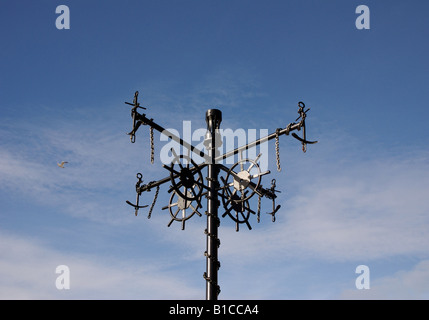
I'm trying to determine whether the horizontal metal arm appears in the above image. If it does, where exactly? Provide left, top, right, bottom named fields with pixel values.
left=136, top=111, right=314, bottom=165
left=217, top=164, right=278, bottom=199
left=215, top=122, right=302, bottom=163
left=138, top=163, right=208, bottom=193
left=139, top=162, right=276, bottom=199
left=136, top=113, right=211, bottom=162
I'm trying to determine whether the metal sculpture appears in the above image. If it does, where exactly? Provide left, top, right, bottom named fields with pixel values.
left=123, top=91, right=318, bottom=300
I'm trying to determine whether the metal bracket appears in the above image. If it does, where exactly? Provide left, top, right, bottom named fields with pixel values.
left=125, top=173, right=149, bottom=216
left=291, top=101, right=318, bottom=152
left=264, top=179, right=281, bottom=222
left=125, top=91, right=147, bottom=143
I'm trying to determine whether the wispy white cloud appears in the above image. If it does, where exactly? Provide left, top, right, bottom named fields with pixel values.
left=0, top=67, right=268, bottom=224
left=0, top=117, right=165, bottom=223
left=0, top=230, right=201, bottom=299
left=198, top=148, right=429, bottom=299
left=2, top=94, right=429, bottom=299
left=218, top=151, right=429, bottom=263
left=134, top=65, right=267, bottom=127
left=186, top=67, right=266, bottom=111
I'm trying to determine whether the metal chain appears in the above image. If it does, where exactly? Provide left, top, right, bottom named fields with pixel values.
left=275, top=128, right=281, bottom=172
left=257, top=195, right=261, bottom=223
left=240, top=188, right=245, bottom=213
left=150, top=125, right=154, bottom=164
left=147, top=184, right=159, bottom=219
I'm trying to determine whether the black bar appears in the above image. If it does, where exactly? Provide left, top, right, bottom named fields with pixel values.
left=215, top=122, right=301, bottom=162
left=137, top=113, right=211, bottom=162
left=204, top=109, right=222, bottom=300
left=138, top=163, right=207, bottom=193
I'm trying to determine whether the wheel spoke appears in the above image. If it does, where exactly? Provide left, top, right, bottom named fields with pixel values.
left=162, top=202, right=178, bottom=210
left=165, top=166, right=181, bottom=177
left=168, top=180, right=183, bottom=194
left=240, top=211, right=252, bottom=230
left=189, top=204, right=202, bottom=217
left=183, top=186, right=189, bottom=204
left=171, top=148, right=184, bottom=170
left=194, top=179, right=210, bottom=191
left=246, top=153, right=262, bottom=172
left=246, top=206, right=256, bottom=215
left=167, top=218, right=175, bottom=227
left=222, top=204, right=234, bottom=218
left=251, top=170, right=270, bottom=179
left=173, top=207, right=180, bottom=219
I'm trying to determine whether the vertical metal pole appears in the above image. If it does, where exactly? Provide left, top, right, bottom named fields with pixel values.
left=204, top=109, right=222, bottom=300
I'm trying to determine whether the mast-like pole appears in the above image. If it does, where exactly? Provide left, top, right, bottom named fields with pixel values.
left=204, top=109, right=222, bottom=300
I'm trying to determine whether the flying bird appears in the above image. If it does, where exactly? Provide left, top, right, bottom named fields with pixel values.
left=57, top=161, right=68, bottom=168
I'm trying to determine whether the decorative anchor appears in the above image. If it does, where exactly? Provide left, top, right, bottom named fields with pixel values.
left=123, top=92, right=318, bottom=300
left=291, top=101, right=318, bottom=153
left=125, top=173, right=148, bottom=216
left=265, top=179, right=281, bottom=222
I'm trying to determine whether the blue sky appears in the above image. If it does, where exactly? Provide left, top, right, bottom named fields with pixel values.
left=1, top=0, right=429, bottom=299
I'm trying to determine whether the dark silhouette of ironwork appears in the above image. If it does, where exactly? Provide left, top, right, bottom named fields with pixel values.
left=123, top=91, right=318, bottom=300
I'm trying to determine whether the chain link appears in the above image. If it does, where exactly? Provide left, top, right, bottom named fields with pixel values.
left=257, top=195, right=261, bottom=223
left=147, top=184, right=159, bottom=219
left=275, top=128, right=281, bottom=172
left=150, top=125, right=154, bottom=164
